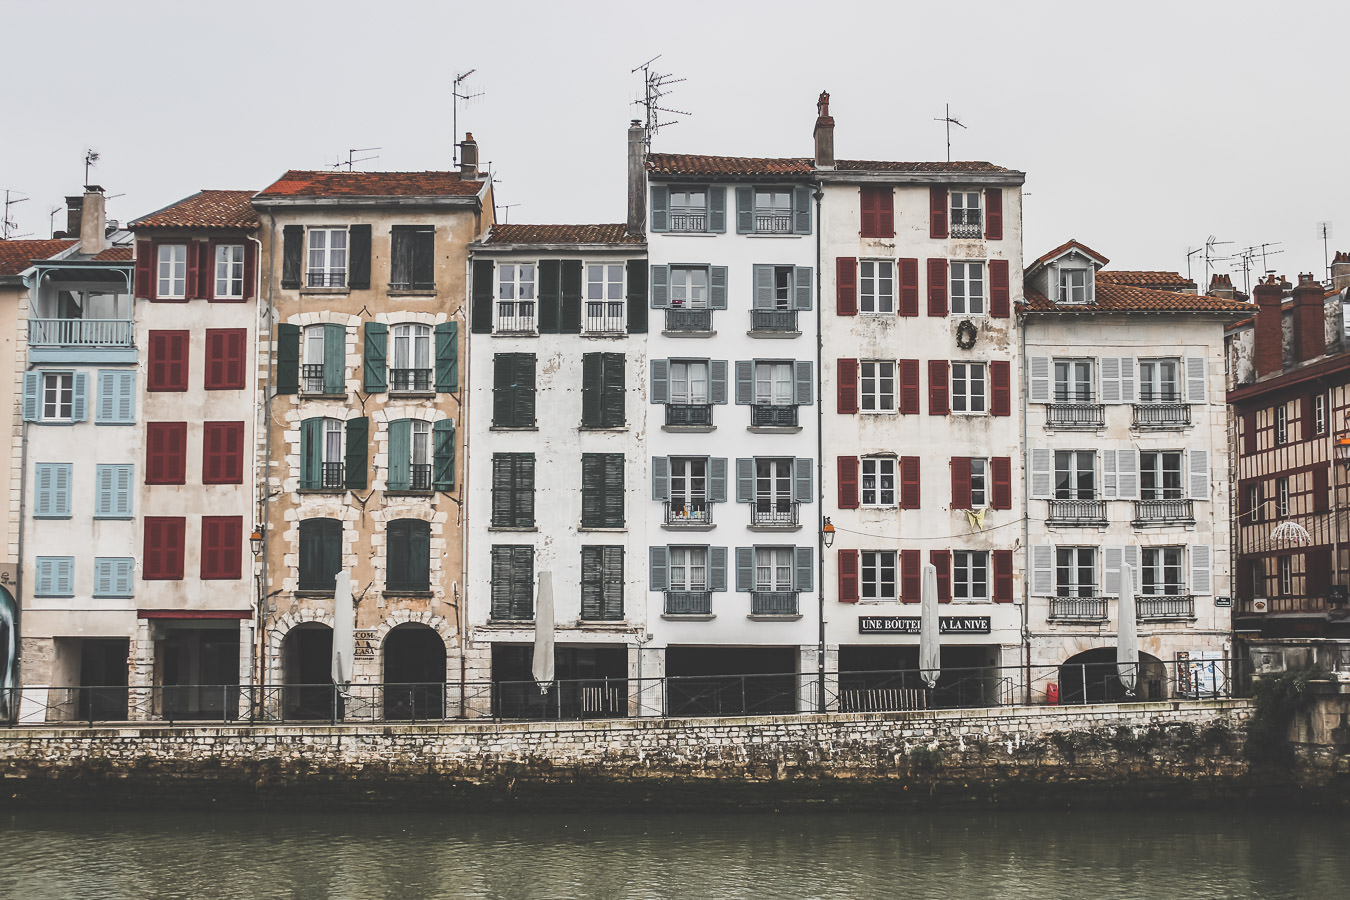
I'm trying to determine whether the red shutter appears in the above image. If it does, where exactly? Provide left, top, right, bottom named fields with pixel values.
left=879, top=188, right=894, bottom=238
left=205, top=328, right=246, bottom=390
left=144, top=516, right=186, bottom=580
left=984, top=188, right=1003, bottom=240
left=1314, top=464, right=1330, bottom=513
left=993, top=550, right=1014, bottom=602
left=898, top=258, right=919, bottom=316
left=1308, top=547, right=1332, bottom=597
left=242, top=241, right=257, bottom=301
left=929, top=186, right=948, bottom=238
left=146, top=422, right=187, bottom=485
left=185, top=241, right=203, bottom=299
left=148, top=331, right=190, bottom=392
left=927, top=258, right=948, bottom=316
left=838, top=456, right=860, bottom=509
left=837, top=358, right=859, bottom=414
left=1302, top=394, right=1317, bottom=441
left=203, top=421, right=245, bottom=485
left=860, top=188, right=878, bottom=238
left=136, top=240, right=155, bottom=301
left=990, top=360, right=1011, bottom=416
left=1242, top=410, right=1257, bottom=455
left=900, top=550, right=921, bottom=602
left=991, top=457, right=1012, bottom=510
left=201, top=515, right=243, bottom=580
left=204, top=242, right=218, bottom=301
left=989, top=259, right=1010, bottom=318
left=898, top=359, right=920, bottom=414
left=838, top=550, right=859, bottom=603
left=836, top=257, right=858, bottom=316
left=928, top=360, right=950, bottom=415
left=900, top=456, right=921, bottom=509
left=951, top=456, right=972, bottom=509
left=932, top=550, right=952, bottom=603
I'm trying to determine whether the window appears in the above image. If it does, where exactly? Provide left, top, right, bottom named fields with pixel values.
left=390, top=226, right=435, bottom=290
left=145, top=422, right=188, bottom=485
left=95, top=370, right=136, bottom=425
left=949, top=190, right=982, bottom=237
left=1275, top=405, right=1289, bottom=445
left=1058, top=268, right=1090, bottom=303
left=581, top=452, right=624, bottom=528
left=1247, top=483, right=1264, bottom=524
left=953, top=551, right=989, bottom=602
left=143, top=516, right=186, bottom=580
left=157, top=243, right=187, bottom=298
left=200, top=516, right=242, bottom=580
left=861, top=550, right=898, bottom=601
left=1138, top=358, right=1180, bottom=403
left=585, top=263, right=625, bottom=332
left=669, top=188, right=708, bottom=232
left=1141, top=547, right=1184, bottom=596
left=298, top=518, right=342, bottom=591
left=490, top=545, right=534, bottom=620
left=755, top=546, right=794, bottom=591
left=1140, top=451, right=1183, bottom=501
left=214, top=244, right=245, bottom=299
left=860, top=261, right=894, bottom=314
left=1279, top=555, right=1293, bottom=595
left=950, top=362, right=986, bottom=413
left=1056, top=547, right=1096, bottom=597
left=1054, top=360, right=1093, bottom=403
left=41, top=372, right=74, bottom=420
left=1315, top=395, right=1327, bottom=435
left=670, top=266, right=709, bottom=309
left=33, top=462, right=72, bottom=518
left=387, top=419, right=433, bottom=491
left=386, top=519, right=430, bottom=592
left=581, top=352, right=625, bottom=428
left=753, top=188, right=792, bottom=233
left=201, top=421, right=245, bottom=485
left=669, top=457, right=707, bottom=520
left=33, top=557, right=75, bottom=597
left=861, top=457, right=897, bottom=507
left=492, top=353, right=536, bottom=427
left=754, top=362, right=794, bottom=406
left=860, top=361, right=896, bottom=413
left=204, top=329, right=247, bottom=390
left=307, top=228, right=348, bottom=288
left=1277, top=477, right=1290, bottom=518
left=497, top=263, right=536, bottom=331
left=754, top=458, right=796, bottom=522
left=390, top=323, right=432, bottom=392
left=950, top=261, right=985, bottom=315
left=147, top=331, right=189, bottom=392
left=1054, top=450, right=1096, bottom=500
left=491, top=453, right=535, bottom=528
left=303, top=324, right=346, bottom=395
left=299, top=417, right=349, bottom=490
left=93, top=558, right=135, bottom=598
left=968, top=459, right=989, bottom=508
left=581, top=546, right=624, bottom=620
left=669, top=360, right=709, bottom=404
left=94, top=463, right=134, bottom=518
left=669, top=546, right=708, bottom=591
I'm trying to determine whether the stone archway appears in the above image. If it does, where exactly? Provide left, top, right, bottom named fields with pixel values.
left=280, top=622, right=334, bottom=720
left=382, top=623, right=447, bottom=720
left=1059, top=648, right=1166, bottom=704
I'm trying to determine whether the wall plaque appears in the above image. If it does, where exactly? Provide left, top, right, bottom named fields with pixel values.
left=858, top=616, right=991, bottom=635
left=353, top=629, right=378, bottom=658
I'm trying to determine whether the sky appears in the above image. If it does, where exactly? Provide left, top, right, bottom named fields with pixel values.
left=3, top=0, right=1347, bottom=290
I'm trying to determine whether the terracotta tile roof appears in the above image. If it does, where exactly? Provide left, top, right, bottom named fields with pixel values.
left=131, top=190, right=259, bottom=230
left=0, top=239, right=76, bottom=276
left=647, top=154, right=814, bottom=177
left=1029, top=239, right=1109, bottom=269
left=834, top=159, right=1017, bottom=173
left=484, top=224, right=644, bottom=245
left=255, top=170, right=483, bottom=198
left=1098, top=270, right=1196, bottom=291
left=93, top=246, right=133, bottom=261
left=1023, top=279, right=1254, bottom=314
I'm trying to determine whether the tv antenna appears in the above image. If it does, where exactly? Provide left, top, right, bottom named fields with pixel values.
left=82, top=148, right=101, bottom=185
left=1316, top=222, right=1334, bottom=280
left=934, top=104, right=966, bottom=163
left=498, top=203, right=520, bottom=224
left=329, top=147, right=381, bottom=171
left=48, top=206, right=62, bottom=239
left=1230, top=242, right=1284, bottom=294
left=632, top=55, right=689, bottom=149
left=1185, top=246, right=1204, bottom=285
left=1200, top=234, right=1233, bottom=290
left=2, top=190, right=29, bottom=240
left=452, top=69, right=484, bottom=165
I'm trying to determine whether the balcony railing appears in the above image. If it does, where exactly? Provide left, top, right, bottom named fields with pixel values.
left=1133, top=402, right=1190, bottom=428
left=307, top=271, right=346, bottom=288
left=1137, top=594, right=1195, bottom=620
left=1046, top=498, right=1108, bottom=525
left=28, top=318, right=134, bottom=347
left=665, top=403, right=713, bottom=427
left=1132, top=498, right=1194, bottom=526
left=754, top=213, right=792, bottom=234
left=496, top=301, right=536, bottom=333
left=390, top=368, right=433, bottom=392
left=665, top=308, right=713, bottom=332
left=664, top=499, right=712, bottom=527
left=751, top=404, right=798, bottom=427
left=751, top=591, right=799, bottom=615
left=585, top=301, right=625, bottom=334
left=670, top=211, right=707, bottom=233
left=320, top=462, right=345, bottom=490
left=750, top=309, right=798, bottom=333
left=1049, top=596, right=1108, bottom=621
left=1046, top=403, right=1105, bottom=428
left=751, top=501, right=799, bottom=527
left=665, top=591, right=712, bottom=615
left=409, top=463, right=431, bottom=491
left=950, top=214, right=983, bottom=239
left=301, top=364, right=327, bottom=394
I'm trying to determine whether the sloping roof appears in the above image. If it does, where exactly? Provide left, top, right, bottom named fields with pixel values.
left=0, top=239, right=76, bottom=276
left=1098, top=270, right=1197, bottom=291
left=645, top=154, right=1017, bottom=178
left=131, top=190, right=259, bottom=230
left=93, top=246, right=133, bottom=261
left=1023, top=279, right=1254, bottom=314
left=1029, top=239, right=1109, bottom=269
left=255, top=170, right=483, bottom=198
left=835, top=159, right=1017, bottom=173
left=483, top=224, right=643, bottom=245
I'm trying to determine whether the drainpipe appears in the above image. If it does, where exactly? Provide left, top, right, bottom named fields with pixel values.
left=257, top=217, right=277, bottom=692
left=814, top=181, right=826, bottom=714
left=1020, top=310, right=1031, bottom=705
left=1326, top=382, right=1340, bottom=590
left=458, top=247, right=473, bottom=718
left=10, top=270, right=36, bottom=722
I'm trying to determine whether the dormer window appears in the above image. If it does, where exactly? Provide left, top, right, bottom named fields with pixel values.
left=1058, top=268, right=1091, bottom=303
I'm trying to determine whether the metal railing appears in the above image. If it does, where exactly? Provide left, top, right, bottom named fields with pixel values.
left=754, top=213, right=792, bottom=234
left=390, top=368, right=433, bottom=392
left=664, top=499, right=712, bottom=526
left=1047, top=498, right=1108, bottom=525
left=1133, top=498, right=1194, bottom=525
left=949, top=217, right=983, bottom=239
left=665, top=403, right=713, bottom=427
left=1137, top=594, right=1195, bottom=620
left=751, top=591, right=798, bottom=615
left=1046, top=403, right=1105, bottom=427
left=669, top=212, right=707, bottom=233
left=751, top=309, right=798, bottom=332
left=307, top=271, right=346, bottom=288
left=665, top=590, right=712, bottom=615
left=751, top=404, right=798, bottom=427
left=302, top=364, right=328, bottom=394
left=751, top=501, right=799, bottom=527
left=665, top=308, right=713, bottom=332
left=1049, top=595, right=1108, bottom=621
left=320, top=461, right=345, bottom=490
left=409, top=463, right=431, bottom=491
left=28, top=318, right=134, bottom=347
left=585, top=301, right=625, bottom=334
left=1133, top=403, right=1191, bottom=427
left=496, top=302, right=536, bottom=333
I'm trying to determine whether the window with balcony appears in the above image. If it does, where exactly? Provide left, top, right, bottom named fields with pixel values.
left=306, top=228, right=348, bottom=288
left=663, top=359, right=715, bottom=427
left=738, top=545, right=809, bottom=615
left=1058, top=267, right=1091, bottom=303
left=667, top=457, right=710, bottom=526
left=491, top=453, right=535, bottom=528
left=1138, top=358, right=1181, bottom=403
left=157, top=244, right=187, bottom=299
left=490, top=545, right=534, bottom=620
left=585, top=263, right=625, bottom=333
left=496, top=263, right=536, bottom=332
left=671, top=265, right=708, bottom=309
left=951, top=362, right=986, bottom=414
left=669, top=187, right=710, bottom=232
left=1141, top=547, right=1184, bottom=596
left=214, top=244, right=245, bottom=299
left=1056, top=547, right=1097, bottom=597
left=861, top=550, right=898, bottom=601
left=750, top=457, right=801, bottom=526
left=302, top=324, right=346, bottom=395
left=387, top=419, right=432, bottom=492
left=750, top=265, right=807, bottom=332
left=860, top=361, right=896, bottom=413
left=953, top=551, right=989, bottom=602
left=389, top=323, right=432, bottom=392
left=663, top=545, right=714, bottom=614
left=736, top=185, right=809, bottom=235
left=861, top=457, right=897, bottom=507
left=752, top=188, right=792, bottom=234
left=741, top=360, right=809, bottom=428
left=1055, top=360, right=1093, bottom=402
left=950, top=261, right=985, bottom=315
left=300, top=416, right=363, bottom=491
left=1055, top=451, right=1095, bottom=500
left=1140, top=452, right=1183, bottom=500
left=860, top=261, right=894, bottom=314
left=949, top=190, right=982, bottom=238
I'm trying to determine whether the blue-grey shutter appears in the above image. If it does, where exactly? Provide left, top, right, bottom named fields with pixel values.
left=94, top=464, right=114, bottom=517
left=54, top=558, right=74, bottom=596
left=709, top=266, right=728, bottom=309
left=1031, top=545, right=1054, bottom=595
left=735, top=547, right=755, bottom=592
left=434, top=322, right=458, bottom=393
left=111, top=371, right=135, bottom=423
left=93, top=558, right=114, bottom=597
left=71, top=371, right=88, bottom=422
left=709, top=457, right=727, bottom=503
left=708, top=186, right=726, bottom=233
left=793, top=267, right=813, bottom=310
left=650, top=186, right=669, bottom=232
left=649, top=546, right=669, bottom=591
left=1190, top=545, right=1212, bottom=595
left=753, top=265, right=774, bottom=310
left=736, top=458, right=754, bottom=502
left=735, top=361, right=753, bottom=404
left=652, top=456, right=669, bottom=501
left=300, top=417, right=324, bottom=490
left=113, top=464, right=132, bottom=517
left=387, top=419, right=411, bottom=490
left=114, top=558, right=134, bottom=595
left=794, top=360, right=813, bottom=405
left=710, top=360, right=729, bottom=405
left=650, top=265, right=670, bottom=309
left=792, top=185, right=812, bottom=234
left=323, top=324, right=346, bottom=393
left=650, top=359, right=669, bottom=404
left=736, top=187, right=753, bottom=233
left=96, top=371, right=117, bottom=423
left=33, top=464, right=53, bottom=517
left=433, top=419, right=456, bottom=491
left=22, top=372, right=40, bottom=422
left=794, top=546, right=814, bottom=591
left=709, top=546, right=728, bottom=592
left=53, top=464, right=71, bottom=517
left=794, top=458, right=813, bottom=502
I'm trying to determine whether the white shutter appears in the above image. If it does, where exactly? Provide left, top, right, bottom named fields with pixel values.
left=1029, top=356, right=1050, bottom=403
left=1104, top=546, right=1123, bottom=595
left=1101, top=357, right=1121, bottom=404
left=1102, top=450, right=1117, bottom=499
left=1029, top=449, right=1052, bottom=499
left=1189, top=449, right=1210, bottom=501
left=1123, top=545, right=1140, bottom=593
left=1116, top=449, right=1138, bottom=500
left=1190, top=545, right=1212, bottom=594
left=1031, top=545, right=1053, bottom=595
left=1186, top=357, right=1207, bottom=404
left=1118, top=357, right=1136, bottom=403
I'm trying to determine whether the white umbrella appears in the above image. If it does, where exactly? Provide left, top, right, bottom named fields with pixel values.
left=331, top=570, right=355, bottom=686
left=1116, top=558, right=1139, bottom=696
left=919, top=564, right=940, bottom=689
left=532, top=570, right=555, bottom=694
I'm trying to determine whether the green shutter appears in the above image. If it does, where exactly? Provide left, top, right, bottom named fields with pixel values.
left=708, top=187, right=726, bottom=233
left=387, top=419, right=411, bottom=490
left=276, top=323, right=300, bottom=395
left=650, top=186, right=669, bottom=232
left=348, top=224, right=371, bottom=289
left=736, top=458, right=754, bottom=502
left=323, top=323, right=346, bottom=393
left=794, top=547, right=814, bottom=592
left=735, top=187, right=753, bottom=233
left=432, top=419, right=456, bottom=491
left=709, top=547, right=728, bottom=592
left=471, top=259, right=495, bottom=334
left=709, top=457, right=727, bottom=503
left=537, top=259, right=561, bottom=334
left=709, top=266, right=728, bottom=309
left=602, top=352, right=625, bottom=427
left=735, top=547, right=754, bottom=592
left=626, top=260, right=648, bottom=334
left=386, top=521, right=409, bottom=589
left=300, top=418, right=323, bottom=489
left=794, top=360, right=813, bottom=405
left=581, top=353, right=602, bottom=427
left=753, top=265, right=774, bottom=310
left=363, top=322, right=387, bottom=393
left=793, top=266, right=813, bottom=310
left=794, top=458, right=813, bottom=503
left=434, top=322, right=458, bottom=393
left=409, top=521, right=430, bottom=590
left=561, top=260, right=583, bottom=333
left=710, top=360, right=728, bottom=405
left=345, top=417, right=368, bottom=489
left=735, top=360, right=753, bottom=404
left=281, top=226, right=302, bottom=289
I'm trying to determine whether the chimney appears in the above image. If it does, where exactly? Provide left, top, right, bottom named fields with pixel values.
left=79, top=185, right=107, bottom=256
left=1207, top=272, right=1235, bottom=299
left=1253, top=275, right=1288, bottom=377
left=1291, top=272, right=1327, bottom=363
left=58, top=195, right=83, bottom=239
left=1333, top=250, right=1350, bottom=292
left=627, top=120, right=647, bottom=238
left=813, top=90, right=835, bottom=169
left=459, top=133, right=478, bottom=180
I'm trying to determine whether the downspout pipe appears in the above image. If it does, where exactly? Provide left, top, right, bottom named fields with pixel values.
left=256, top=217, right=277, bottom=692
left=9, top=270, right=36, bottom=722
left=814, top=181, right=826, bottom=714
left=1020, top=308, right=1031, bottom=705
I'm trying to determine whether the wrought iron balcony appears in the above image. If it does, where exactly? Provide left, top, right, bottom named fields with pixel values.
left=751, top=591, right=799, bottom=615
left=1046, top=403, right=1105, bottom=428
left=301, top=364, right=329, bottom=395
left=665, top=403, right=713, bottom=427
left=320, top=462, right=345, bottom=490
left=409, top=464, right=431, bottom=491
left=665, top=308, right=713, bottom=333
left=751, top=404, right=798, bottom=427
left=750, top=309, right=798, bottom=333
left=664, top=499, right=712, bottom=526
left=1046, top=498, right=1108, bottom=525
left=496, top=301, right=537, bottom=333
left=751, top=501, right=799, bottom=527
left=669, top=211, right=707, bottom=233
left=584, top=301, right=625, bottom=334
left=754, top=213, right=792, bottom=234
left=307, top=271, right=347, bottom=288
left=390, top=368, right=433, bottom=392
left=1049, top=595, right=1107, bottom=622
left=1137, top=594, right=1195, bottom=620
left=665, top=591, right=712, bottom=615
left=29, top=318, right=134, bottom=348
left=1132, top=498, right=1194, bottom=526
left=1133, top=402, right=1190, bottom=428
left=949, top=214, right=983, bottom=239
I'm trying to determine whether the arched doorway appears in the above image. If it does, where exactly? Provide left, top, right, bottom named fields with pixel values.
left=282, top=623, right=334, bottom=720
left=382, top=624, right=445, bottom=720
left=1059, top=648, right=1166, bottom=704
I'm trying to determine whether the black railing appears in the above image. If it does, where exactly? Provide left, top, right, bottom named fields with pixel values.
left=670, top=212, right=707, bottom=233
left=665, top=590, right=712, bottom=615
left=664, top=499, right=712, bottom=526
left=585, top=301, right=625, bottom=334
left=1137, top=594, right=1195, bottom=620
left=665, top=308, right=713, bottom=332
left=666, top=403, right=713, bottom=427
left=321, top=462, right=345, bottom=490
left=307, top=271, right=347, bottom=288
left=390, top=368, right=433, bottom=392
left=1046, top=499, right=1108, bottom=525
left=751, top=591, right=798, bottom=615
left=496, top=302, right=536, bottom=333
left=409, top=463, right=432, bottom=491
left=751, top=501, right=799, bottom=527
left=754, top=213, right=792, bottom=233
left=1046, top=403, right=1105, bottom=427
left=1133, top=403, right=1190, bottom=427
left=1133, top=498, right=1194, bottom=525
left=302, top=364, right=326, bottom=394
left=949, top=213, right=982, bottom=238
left=1049, top=596, right=1108, bottom=621
left=750, top=309, right=798, bottom=332
left=751, top=404, right=798, bottom=427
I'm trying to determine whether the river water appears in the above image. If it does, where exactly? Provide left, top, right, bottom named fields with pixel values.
left=0, top=808, right=1344, bottom=899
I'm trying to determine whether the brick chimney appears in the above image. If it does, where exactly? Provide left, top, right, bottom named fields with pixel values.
left=1208, top=272, right=1235, bottom=299
left=1253, top=274, right=1287, bottom=377
left=459, top=133, right=478, bottom=180
left=1333, top=250, right=1350, bottom=292
left=627, top=119, right=647, bottom=238
left=57, top=194, right=83, bottom=239
left=1291, top=272, right=1327, bottom=363
left=79, top=185, right=107, bottom=256
left=813, top=90, right=835, bottom=169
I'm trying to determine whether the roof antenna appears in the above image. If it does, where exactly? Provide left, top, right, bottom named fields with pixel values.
left=1230, top=243, right=1283, bottom=294
left=452, top=69, right=484, bottom=165
left=1201, top=234, right=1234, bottom=290
left=329, top=147, right=381, bottom=171
left=632, top=55, right=689, bottom=151
left=2, top=190, right=29, bottom=240
left=83, top=148, right=99, bottom=185
left=498, top=203, right=520, bottom=224
left=933, top=104, right=966, bottom=163
left=1316, top=222, right=1334, bottom=281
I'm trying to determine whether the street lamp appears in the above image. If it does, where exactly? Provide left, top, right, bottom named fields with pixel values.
left=822, top=517, right=835, bottom=549
left=249, top=527, right=264, bottom=556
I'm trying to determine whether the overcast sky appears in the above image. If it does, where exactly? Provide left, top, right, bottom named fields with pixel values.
left=4, top=0, right=1346, bottom=289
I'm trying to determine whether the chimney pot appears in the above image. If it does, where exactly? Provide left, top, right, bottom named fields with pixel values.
left=627, top=120, right=648, bottom=238
left=1331, top=250, right=1350, bottom=292
left=79, top=185, right=107, bottom=256
left=1292, top=272, right=1327, bottom=363
left=459, top=134, right=478, bottom=180
left=813, top=90, right=835, bottom=170
left=1253, top=276, right=1286, bottom=376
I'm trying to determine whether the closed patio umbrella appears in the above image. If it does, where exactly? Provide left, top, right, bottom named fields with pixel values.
left=331, top=570, right=355, bottom=687
left=532, top=571, right=555, bottom=694
left=919, top=564, right=940, bottom=690
left=1117, top=558, right=1139, bottom=697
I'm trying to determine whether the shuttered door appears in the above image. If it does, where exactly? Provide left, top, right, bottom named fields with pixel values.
left=581, top=546, right=625, bottom=620
left=581, top=453, right=624, bottom=528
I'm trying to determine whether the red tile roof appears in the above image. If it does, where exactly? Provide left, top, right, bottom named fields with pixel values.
left=93, top=246, right=133, bottom=261
left=1023, top=279, right=1254, bottom=314
left=1098, top=270, right=1196, bottom=291
left=835, top=159, right=1017, bottom=173
left=1029, top=239, right=1109, bottom=269
left=256, top=170, right=483, bottom=198
left=645, top=154, right=1017, bottom=178
left=484, top=224, right=644, bottom=245
left=0, top=239, right=76, bottom=276
left=132, top=190, right=259, bottom=230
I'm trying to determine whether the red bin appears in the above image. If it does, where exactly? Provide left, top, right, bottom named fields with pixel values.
left=1046, top=683, right=1060, bottom=705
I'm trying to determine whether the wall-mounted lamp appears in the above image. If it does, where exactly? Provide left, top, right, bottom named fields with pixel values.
left=1336, top=435, right=1350, bottom=468
left=249, top=527, right=264, bottom=556
left=822, top=517, right=836, bottom=549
